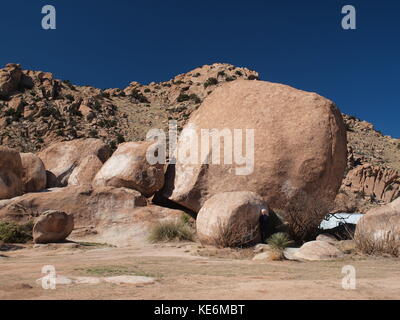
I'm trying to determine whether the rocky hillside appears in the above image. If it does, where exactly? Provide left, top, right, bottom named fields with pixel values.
left=0, top=63, right=257, bottom=153
left=0, top=62, right=399, bottom=212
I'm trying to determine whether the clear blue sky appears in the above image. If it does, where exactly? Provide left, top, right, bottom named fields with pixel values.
left=1, top=1, right=399, bottom=137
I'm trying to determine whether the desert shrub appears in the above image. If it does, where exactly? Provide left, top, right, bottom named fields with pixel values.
left=211, top=218, right=259, bottom=248
left=355, top=226, right=399, bottom=257
left=204, top=77, right=218, bottom=88
left=217, top=71, right=226, bottom=77
left=247, top=75, right=259, bottom=80
left=130, top=89, right=149, bottom=103
left=177, top=93, right=190, bottom=102
left=266, top=232, right=294, bottom=251
left=0, top=221, right=34, bottom=244
left=148, top=220, right=194, bottom=243
left=225, top=76, right=235, bottom=82
left=189, top=93, right=201, bottom=104
left=279, top=191, right=331, bottom=243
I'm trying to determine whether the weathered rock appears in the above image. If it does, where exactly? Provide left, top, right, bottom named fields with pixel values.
left=20, top=153, right=47, bottom=192
left=196, top=191, right=268, bottom=246
left=341, top=164, right=400, bottom=203
left=68, top=155, right=103, bottom=186
left=0, top=63, right=22, bottom=98
left=0, top=146, right=23, bottom=200
left=316, top=233, right=338, bottom=245
left=253, top=244, right=272, bottom=253
left=354, top=198, right=400, bottom=254
left=294, top=241, right=344, bottom=261
left=0, top=187, right=185, bottom=246
left=162, top=80, right=347, bottom=217
left=38, top=139, right=112, bottom=188
left=93, top=141, right=165, bottom=197
left=252, top=251, right=281, bottom=261
left=33, top=210, right=74, bottom=244
left=283, top=247, right=300, bottom=261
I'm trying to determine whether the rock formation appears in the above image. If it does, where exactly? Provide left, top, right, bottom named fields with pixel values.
left=196, top=191, right=268, bottom=246
left=162, top=80, right=348, bottom=216
left=33, top=210, right=74, bottom=244
left=93, top=141, right=165, bottom=197
left=20, top=152, right=47, bottom=192
left=0, top=146, right=23, bottom=200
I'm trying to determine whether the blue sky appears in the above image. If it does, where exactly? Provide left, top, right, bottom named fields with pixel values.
left=1, top=1, right=399, bottom=137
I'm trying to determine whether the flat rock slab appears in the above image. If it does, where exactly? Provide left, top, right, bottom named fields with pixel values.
left=103, top=276, right=155, bottom=285
left=73, top=277, right=102, bottom=285
left=36, top=275, right=73, bottom=286
left=294, top=241, right=344, bottom=261
left=36, top=275, right=156, bottom=286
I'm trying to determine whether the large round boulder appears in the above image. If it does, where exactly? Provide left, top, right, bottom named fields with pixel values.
left=162, top=80, right=347, bottom=218
left=93, top=141, right=165, bottom=197
left=20, top=153, right=47, bottom=192
left=196, top=191, right=269, bottom=247
left=33, top=210, right=74, bottom=244
left=0, top=146, right=23, bottom=200
left=38, top=139, right=112, bottom=188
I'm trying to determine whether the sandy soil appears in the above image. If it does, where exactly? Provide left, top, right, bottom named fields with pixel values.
left=0, top=242, right=399, bottom=300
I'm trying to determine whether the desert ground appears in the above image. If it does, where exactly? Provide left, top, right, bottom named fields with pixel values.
left=1, top=242, right=399, bottom=300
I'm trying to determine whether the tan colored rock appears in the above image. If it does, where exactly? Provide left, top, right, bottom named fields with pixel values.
left=93, top=141, right=165, bottom=197
left=0, top=187, right=182, bottom=246
left=33, top=210, right=74, bottom=244
left=38, top=139, right=112, bottom=188
left=252, top=250, right=283, bottom=261
left=68, top=155, right=103, bottom=186
left=341, top=164, right=400, bottom=203
left=354, top=199, right=400, bottom=254
left=162, top=80, right=347, bottom=216
left=316, top=233, right=338, bottom=245
left=196, top=191, right=269, bottom=247
left=0, top=146, right=23, bottom=200
left=294, top=241, right=344, bottom=261
left=20, top=153, right=47, bottom=192
left=0, top=63, right=22, bottom=98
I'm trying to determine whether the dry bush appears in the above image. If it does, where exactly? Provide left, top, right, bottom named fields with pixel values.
left=279, top=191, right=331, bottom=243
left=211, top=218, right=259, bottom=248
left=355, top=226, right=400, bottom=257
left=148, top=219, right=195, bottom=243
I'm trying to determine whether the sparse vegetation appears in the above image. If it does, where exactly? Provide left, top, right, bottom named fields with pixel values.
left=148, top=219, right=195, bottom=243
left=279, top=191, right=331, bottom=243
left=266, top=232, right=294, bottom=251
left=0, top=221, right=34, bottom=244
left=211, top=218, right=259, bottom=248
left=204, top=77, right=218, bottom=88
left=355, top=225, right=399, bottom=257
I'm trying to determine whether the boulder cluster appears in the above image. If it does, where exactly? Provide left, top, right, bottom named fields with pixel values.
left=0, top=78, right=349, bottom=247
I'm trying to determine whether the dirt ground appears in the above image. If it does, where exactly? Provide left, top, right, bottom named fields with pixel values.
left=0, top=242, right=399, bottom=300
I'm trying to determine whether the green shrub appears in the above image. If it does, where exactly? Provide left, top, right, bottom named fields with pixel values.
left=266, top=233, right=294, bottom=251
left=148, top=220, right=194, bottom=243
left=177, top=93, right=190, bottom=102
left=0, top=221, right=34, bottom=244
left=204, top=77, right=218, bottom=88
